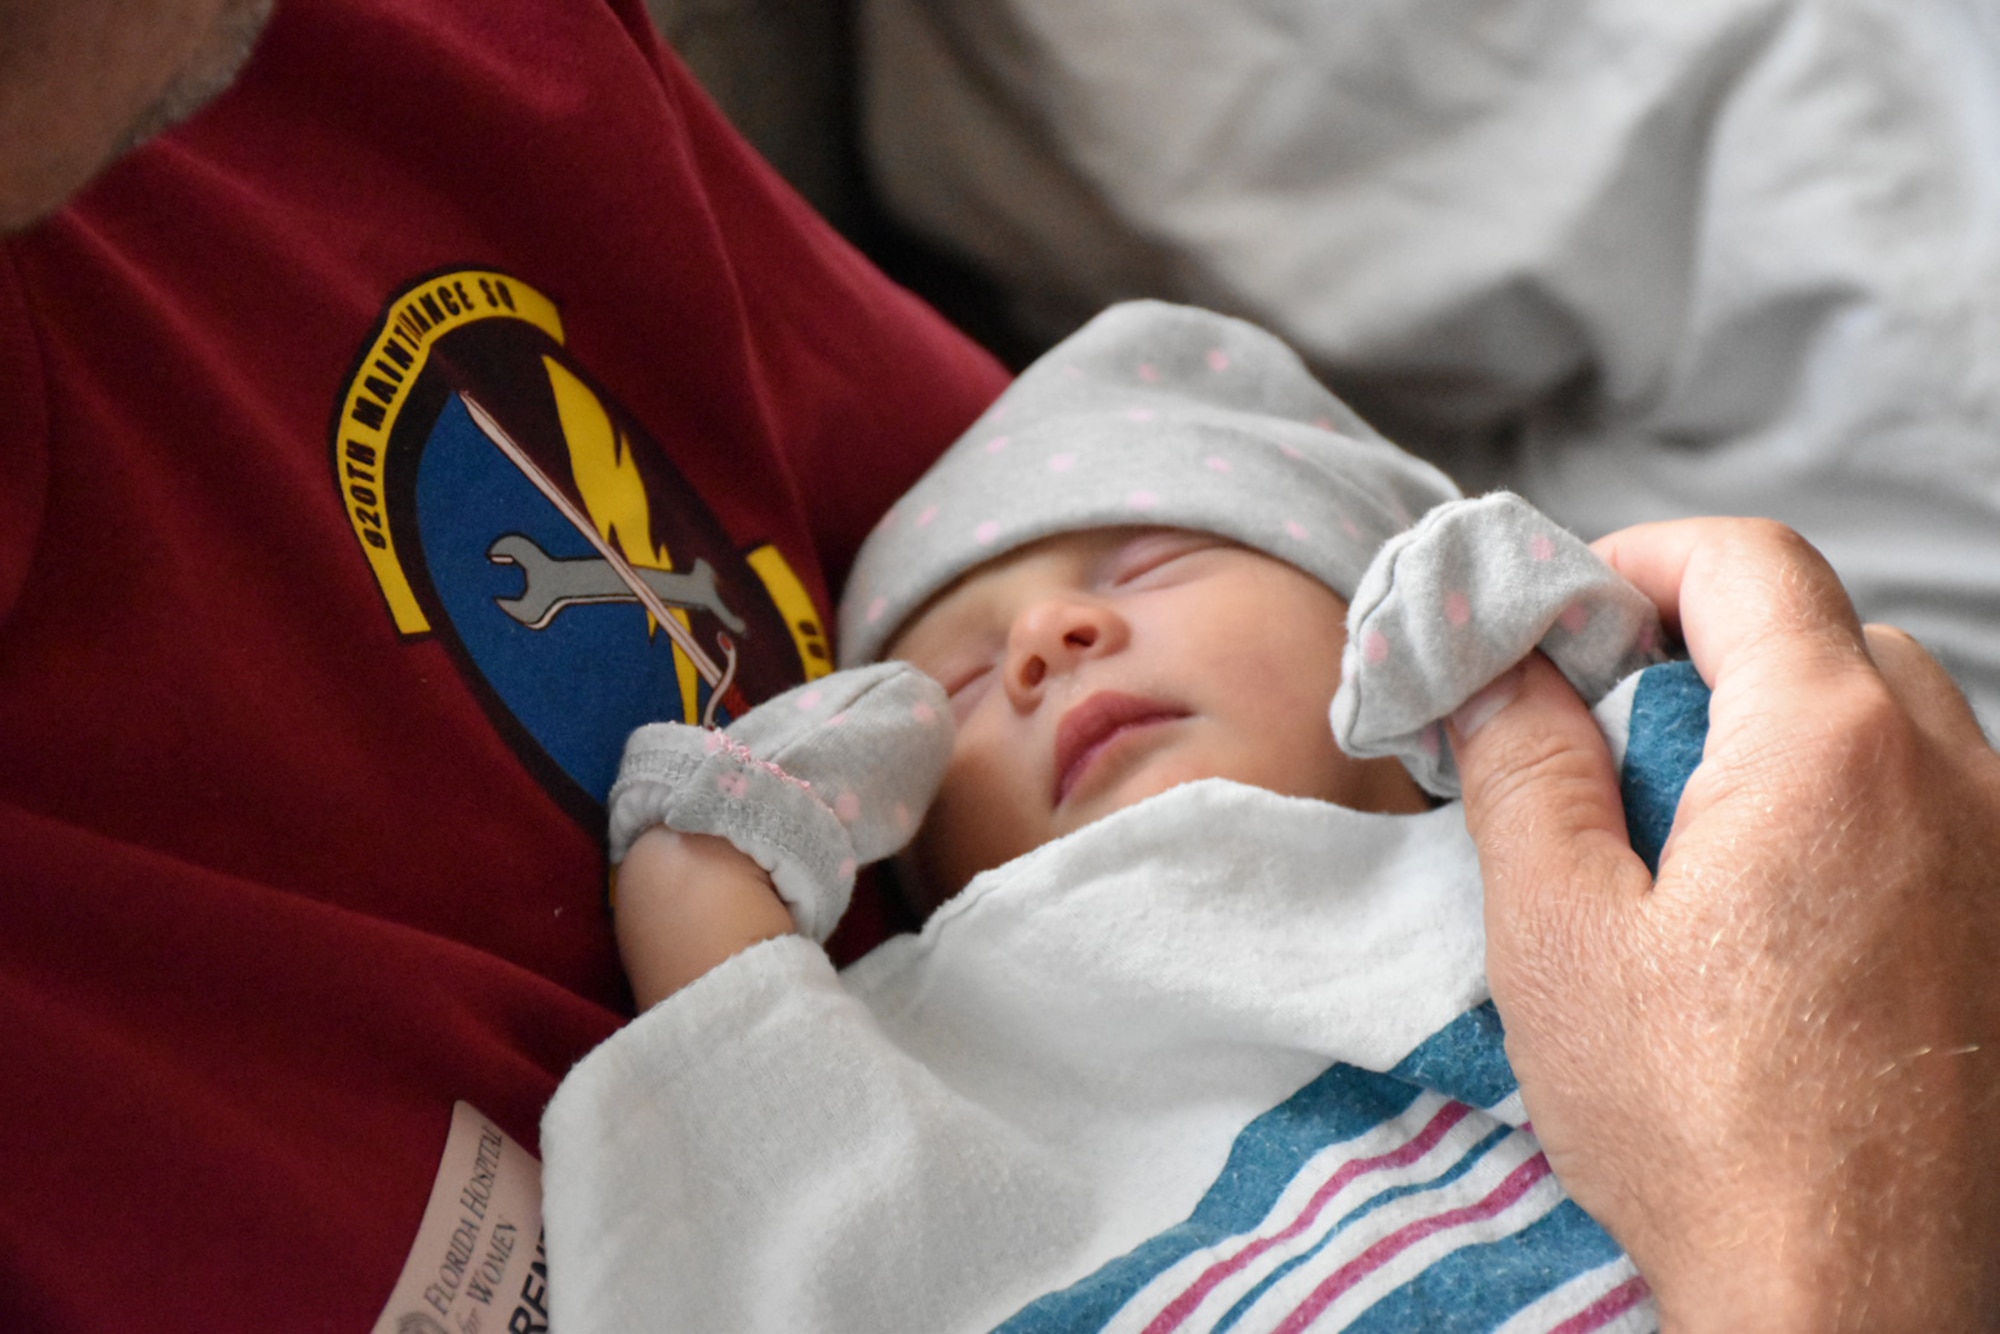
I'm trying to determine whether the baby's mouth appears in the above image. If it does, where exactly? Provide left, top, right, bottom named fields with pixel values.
left=1053, top=691, right=1189, bottom=807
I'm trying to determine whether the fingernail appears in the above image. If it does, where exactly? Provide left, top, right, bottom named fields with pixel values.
left=1452, top=665, right=1524, bottom=740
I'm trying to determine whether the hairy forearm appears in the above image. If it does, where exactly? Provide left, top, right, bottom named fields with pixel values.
left=613, top=828, right=796, bottom=1009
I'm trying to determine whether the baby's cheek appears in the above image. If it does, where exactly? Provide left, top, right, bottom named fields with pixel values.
left=917, top=747, right=1041, bottom=897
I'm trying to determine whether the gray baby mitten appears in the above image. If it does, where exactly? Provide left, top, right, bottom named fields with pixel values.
left=606, top=663, right=955, bottom=942
left=1332, top=492, right=1669, bottom=796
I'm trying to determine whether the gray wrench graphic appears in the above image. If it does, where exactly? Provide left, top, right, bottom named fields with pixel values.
left=488, top=532, right=748, bottom=634
left=460, top=390, right=745, bottom=724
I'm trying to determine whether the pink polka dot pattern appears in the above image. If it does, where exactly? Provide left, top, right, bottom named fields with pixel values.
left=1340, top=517, right=1362, bottom=540
left=833, top=790, right=862, bottom=823
left=833, top=306, right=1467, bottom=671
left=1529, top=534, right=1555, bottom=562
left=828, top=711, right=849, bottom=727
left=717, top=772, right=750, bottom=799
left=894, top=802, right=913, bottom=833
left=916, top=505, right=939, bottom=528
left=865, top=596, right=887, bottom=625
left=795, top=688, right=824, bottom=712
left=837, top=858, right=857, bottom=881
left=912, top=701, right=937, bottom=725
left=1560, top=603, right=1591, bottom=633
left=1364, top=630, right=1392, bottom=664
left=1445, top=591, right=1472, bottom=627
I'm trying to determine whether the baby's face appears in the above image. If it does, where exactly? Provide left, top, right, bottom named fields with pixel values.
left=885, top=527, right=1429, bottom=908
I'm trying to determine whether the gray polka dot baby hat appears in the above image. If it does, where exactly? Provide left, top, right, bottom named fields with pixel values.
left=838, top=300, right=1461, bottom=665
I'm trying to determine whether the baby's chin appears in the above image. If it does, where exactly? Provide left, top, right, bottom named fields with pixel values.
left=909, top=772, right=1243, bottom=908
left=899, top=756, right=1424, bottom=917
left=1056, top=768, right=1205, bottom=835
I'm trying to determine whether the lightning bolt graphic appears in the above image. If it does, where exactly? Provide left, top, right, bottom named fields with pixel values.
left=459, top=389, right=745, bottom=725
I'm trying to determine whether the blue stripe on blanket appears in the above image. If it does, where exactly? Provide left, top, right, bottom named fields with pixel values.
left=1387, top=1003, right=1515, bottom=1110
left=1204, top=1121, right=1519, bottom=1331
left=991, top=1010, right=1637, bottom=1333
left=1620, top=661, right=1710, bottom=874
left=993, top=1063, right=1427, bottom=1333
left=1341, top=1200, right=1628, bottom=1334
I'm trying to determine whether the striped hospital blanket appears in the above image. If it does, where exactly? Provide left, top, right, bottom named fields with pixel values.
left=545, top=702, right=1701, bottom=1334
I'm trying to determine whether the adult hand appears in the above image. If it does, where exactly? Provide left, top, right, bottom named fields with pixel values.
left=1448, top=518, right=2000, bottom=1330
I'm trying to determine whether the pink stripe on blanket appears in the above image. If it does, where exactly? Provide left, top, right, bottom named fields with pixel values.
left=1270, top=1153, right=1555, bottom=1333
left=1548, top=1275, right=1653, bottom=1333
left=1142, top=1101, right=1473, bottom=1334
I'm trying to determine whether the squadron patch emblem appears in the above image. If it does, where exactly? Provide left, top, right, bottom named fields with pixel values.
left=333, top=267, right=830, bottom=819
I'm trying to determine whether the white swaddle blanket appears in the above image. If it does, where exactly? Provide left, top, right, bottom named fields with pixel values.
left=542, top=780, right=1657, bottom=1332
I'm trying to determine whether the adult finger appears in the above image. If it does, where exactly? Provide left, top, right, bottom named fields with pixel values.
left=1590, top=518, right=1869, bottom=695
left=1447, top=652, right=1651, bottom=1001
left=1864, top=622, right=1990, bottom=745
left=1446, top=643, right=1667, bottom=1278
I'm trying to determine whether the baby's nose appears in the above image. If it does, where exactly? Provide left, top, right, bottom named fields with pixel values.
left=1007, top=598, right=1116, bottom=694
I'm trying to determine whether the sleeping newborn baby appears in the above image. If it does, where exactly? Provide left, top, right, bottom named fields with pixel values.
left=543, top=301, right=1692, bottom=1333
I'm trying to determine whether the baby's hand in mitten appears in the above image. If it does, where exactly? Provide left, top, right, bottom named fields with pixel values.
left=606, top=663, right=954, bottom=941
left=1331, top=492, right=1668, bottom=798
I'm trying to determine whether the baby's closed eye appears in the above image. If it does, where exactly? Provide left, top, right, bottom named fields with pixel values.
left=1100, top=530, right=1228, bottom=589
left=941, top=663, right=997, bottom=720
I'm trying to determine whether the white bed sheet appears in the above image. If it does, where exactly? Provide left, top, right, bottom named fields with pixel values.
left=862, top=0, right=2000, bottom=728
